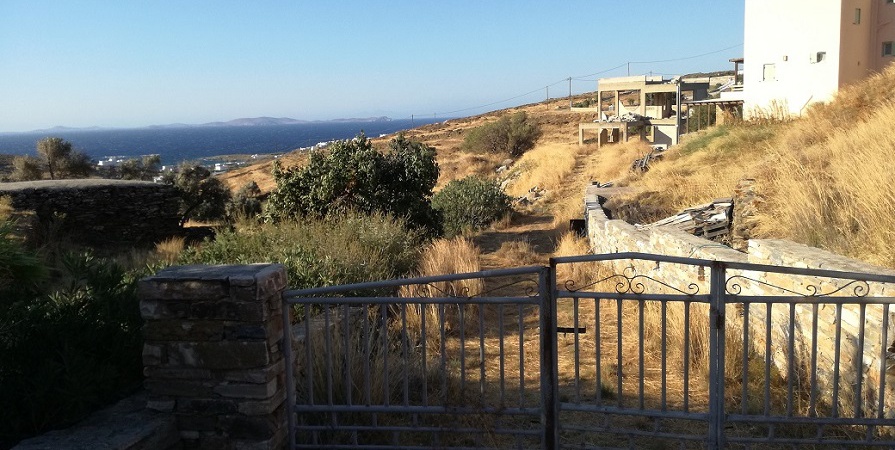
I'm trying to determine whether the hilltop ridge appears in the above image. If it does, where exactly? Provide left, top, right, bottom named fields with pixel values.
left=221, top=64, right=895, bottom=269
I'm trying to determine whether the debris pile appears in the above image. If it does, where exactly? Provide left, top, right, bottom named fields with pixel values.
left=637, top=198, right=733, bottom=240
left=631, top=147, right=667, bottom=172
left=598, top=112, right=650, bottom=123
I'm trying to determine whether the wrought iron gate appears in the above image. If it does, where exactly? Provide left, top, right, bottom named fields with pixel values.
left=283, top=252, right=895, bottom=449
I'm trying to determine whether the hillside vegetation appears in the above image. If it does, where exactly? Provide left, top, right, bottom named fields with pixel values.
left=221, top=63, right=895, bottom=269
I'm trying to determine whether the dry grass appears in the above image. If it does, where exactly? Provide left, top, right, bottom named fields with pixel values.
left=553, top=232, right=600, bottom=289
left=400, top=237, right=484, bottom=351
left=494, top=239, right=541, bottom=266
left=607, top=122, right=781, bottom=224
left=505, top=142, right=580, bottom=198
left=755, top=96, right=895, bottom=267
left=0, top=196, right=13, bottom=221
left=435, top=150, right=505, bottom=190
left=154, top=236, right=185, bottom=265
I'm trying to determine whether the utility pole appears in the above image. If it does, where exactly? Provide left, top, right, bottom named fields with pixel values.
left=568, top=77, right=572, bottom=108
left=411, top=114, right=414, bottom=127
left=627, top=62, right=630, bottom=76
left=546, top=86, right=549, bottom=102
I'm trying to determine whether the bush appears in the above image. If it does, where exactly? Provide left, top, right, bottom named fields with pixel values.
left=432, top=176, right=512, bottom=236
left=178, top=211, right=423, bottom=297
left=0, top=220, right=45, bottom=306
left=265, top=134, right=440, bottom=234
left=0, top=252, right=144, bottom=447
left=226, top=181, right=263, bottom=221
left=461, top=112, right=541, bottom=157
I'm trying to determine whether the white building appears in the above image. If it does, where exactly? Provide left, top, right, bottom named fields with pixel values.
left=743, top=0, right=895, bottom=117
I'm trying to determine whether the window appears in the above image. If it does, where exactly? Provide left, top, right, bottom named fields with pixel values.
left=855, top=8, right=862, bottom=24
left=884, top=41, right=894, bottom=57
left=810, top=51, right=826, bottom=63
left=762, top=63, right=776, bottom=81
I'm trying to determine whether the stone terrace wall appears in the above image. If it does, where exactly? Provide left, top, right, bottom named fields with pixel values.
left=0, top=179, right=181, bottom=246
left=585, top=187, right=895, bottom=419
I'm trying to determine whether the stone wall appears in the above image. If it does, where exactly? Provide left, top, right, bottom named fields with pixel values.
left=585, top=188, right=895, bottom=419
left=139, top=264, right=289, bottom=449
left=0, top=179, right=181, bottom=247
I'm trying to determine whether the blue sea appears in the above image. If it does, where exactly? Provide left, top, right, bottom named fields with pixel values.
left=0, top=118, right=443, bottom=165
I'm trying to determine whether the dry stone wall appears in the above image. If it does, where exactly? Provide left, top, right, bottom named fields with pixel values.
left=585, top=188, right=895, bottom=420
left=0, top=179, right=181, bottom=247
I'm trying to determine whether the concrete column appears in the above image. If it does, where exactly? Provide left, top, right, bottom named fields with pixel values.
left=139, top=264, right=289, bottom=450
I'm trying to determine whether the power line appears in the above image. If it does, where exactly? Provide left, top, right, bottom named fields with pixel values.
left=425, top=43, right=743, bottom=118
left=628, top=43, right=743, bottom=65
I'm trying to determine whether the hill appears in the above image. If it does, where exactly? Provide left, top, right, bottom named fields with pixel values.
left=220, top=64, right=895, bottom=269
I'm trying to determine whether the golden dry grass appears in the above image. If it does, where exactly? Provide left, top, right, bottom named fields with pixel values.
left=0, top=196, right=13, bottom=221
left=505, top=142, right=580, bottom=198
left=154, top=236, right=185, bottom=265
left=755, top=97, right=895, bottom=267
left=400, top=237, right=485, bottom=350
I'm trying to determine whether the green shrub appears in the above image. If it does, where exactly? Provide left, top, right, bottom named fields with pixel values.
left=432, top=176, right=512, bottom=236
left=178, top=211, right=423, bottom=298
left=0, top=252, right=143, bottom=448
left=461, top=112, right=541, bottom=157
left=0, top=220, right=45, bottom=306
left=265, top=134, right=440, bottom=235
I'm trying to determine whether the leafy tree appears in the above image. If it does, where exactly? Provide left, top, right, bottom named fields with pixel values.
left=163, top=165, right=230, bottom=226
left=265, top=133, right=440, bottom=234
left=461, top=111, right=541, bottom=157
left=119, top=155, right=161, bottom=181
left=432, top=175, right=512, bottom=236
left=35, top=137, right=93, bottom=179
left=11, top=137, right=94, bottom=180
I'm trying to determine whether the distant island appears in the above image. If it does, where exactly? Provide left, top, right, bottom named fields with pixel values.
left=13, top=116, right=393, bottom=135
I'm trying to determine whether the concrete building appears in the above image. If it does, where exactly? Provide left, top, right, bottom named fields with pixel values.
left=743, top=0, right=895, bottom=117
left=578, top=75, right=709, bottom=148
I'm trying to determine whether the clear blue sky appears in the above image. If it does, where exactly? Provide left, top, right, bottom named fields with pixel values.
left=0, top=1, right=745, bottom=132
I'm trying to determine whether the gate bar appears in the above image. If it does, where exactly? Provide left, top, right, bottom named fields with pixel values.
left=543, top=264, right=559, bottom=450
left=708, top=260, right=727, bottom=449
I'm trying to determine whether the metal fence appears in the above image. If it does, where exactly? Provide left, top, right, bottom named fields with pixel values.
left=282, top=252, right=895, bottom=449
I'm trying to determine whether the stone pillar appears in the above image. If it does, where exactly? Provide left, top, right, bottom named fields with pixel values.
left=139, top=264, right=289, bottom=450
left=731, top=178, right=763, bottom=252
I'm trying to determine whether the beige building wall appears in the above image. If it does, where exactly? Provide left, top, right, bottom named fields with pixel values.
left=871, top=0, right=895, bottom=71
left=839, top=0, right=874, bottom=85
left=744, top=0, right=895, bottom=118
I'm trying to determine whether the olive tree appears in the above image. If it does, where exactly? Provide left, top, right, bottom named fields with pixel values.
left=12, top=137, right=93, bottom=180
left=119, top=155, right=161, bottom=180
left=163, top=164, right=230, bottom=226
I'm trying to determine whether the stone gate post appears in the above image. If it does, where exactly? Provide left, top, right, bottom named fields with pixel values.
left=139, top=264, right=289, bottom=449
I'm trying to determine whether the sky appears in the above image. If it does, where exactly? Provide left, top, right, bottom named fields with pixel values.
left=0, top=1, right=745, bottom=133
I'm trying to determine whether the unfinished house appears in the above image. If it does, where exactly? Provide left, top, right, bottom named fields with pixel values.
left=578, top=75, right=709, bottom=149
left=681, top=58, right=746, bottom=130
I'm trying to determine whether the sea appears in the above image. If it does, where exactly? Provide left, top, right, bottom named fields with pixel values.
left=0, top=118, right=444, bottom=166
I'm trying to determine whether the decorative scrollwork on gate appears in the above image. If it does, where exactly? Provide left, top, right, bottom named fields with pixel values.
left=563, top=266, right=700, bottom=295
left=725, top=275, right=870, bottom=297
left=400, top=277, right=540, bottom=299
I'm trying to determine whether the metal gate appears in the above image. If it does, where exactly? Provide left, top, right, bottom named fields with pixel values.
left=282, top=252, right=895, bottom=449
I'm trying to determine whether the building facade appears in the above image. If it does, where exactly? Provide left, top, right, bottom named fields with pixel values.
left=743, top=0, right=895, bottom=117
